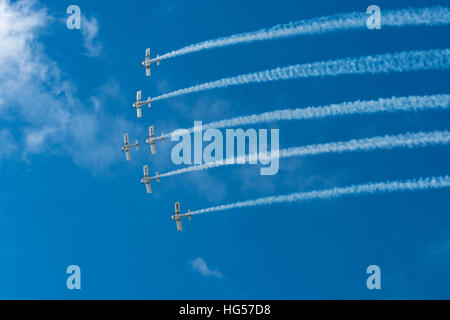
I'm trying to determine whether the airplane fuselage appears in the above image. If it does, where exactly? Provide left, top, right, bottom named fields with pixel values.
left=122, top=143, right=138, bottom=151
left=141, top=177, right=150, bottom=184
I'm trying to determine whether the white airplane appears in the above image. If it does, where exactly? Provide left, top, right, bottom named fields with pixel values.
left=142, top=48, right=160, bottom=77
left=133, top=90, right=152, bottom=119
left=121, top=133, right=139, bottom=161
left=140, top=164, right=160, bottom=194
left=146, top=125, right=165, bottom=155
left=171, top=202, right=191, bottom=231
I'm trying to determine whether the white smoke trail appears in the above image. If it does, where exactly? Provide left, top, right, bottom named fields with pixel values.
left=152, top=49, right=450, bottom=102
left=162, top=94, right=450, bottom=139
left=158, top=6, right=450, bottom=61
left=159, top=131, right=450, bottom=178
left=182, top=175, right=450, bottom=216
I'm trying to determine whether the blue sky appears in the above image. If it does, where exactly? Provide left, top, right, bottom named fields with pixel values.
left=0, top=0, right=449, bottom=299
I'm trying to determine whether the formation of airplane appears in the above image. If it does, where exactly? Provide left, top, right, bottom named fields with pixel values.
left=140, top=165, right=161, bottom=194
left=142, top=48, right=160, bottom=77
left=123, top=48, right=193, bottom=231
left=171, top=202, right=192, bottom=231
left=121, top=133, right=139, bottom=160
left=146, top=125, right=165, bottom=155
left=133, top=90, right=152, bottom=119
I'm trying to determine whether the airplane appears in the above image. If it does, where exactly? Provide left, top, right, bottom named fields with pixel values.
left=171, top=202, right=191, bottom=232
left=141, top=48, right=160, bottom=77
left=140, top=164, right=161, bottom=194
left=133, top=90, right=152, bottom=118
left=121, top=133, right=139, bottom=161
left=146, top=125, right=165, bottom=155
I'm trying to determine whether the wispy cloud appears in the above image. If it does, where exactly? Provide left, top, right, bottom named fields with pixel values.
left=24, top=126, right=55, bottom=153
left=0, top=0, right=131, bottom=172
left=0, top=129, right=17, bottom=159
left=81, top=15, right=102, bottom=57
left=190, top=257, right=223, bottom=278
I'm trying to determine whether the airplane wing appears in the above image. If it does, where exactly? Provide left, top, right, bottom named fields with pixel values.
left=143, top=165, right=152, bottom=193
left=149, top=126, right=155, bottom=138
left=150, top=143, right=157, bottom=155
left=125, top=150, right=131, bottom=161
left=174, top=202, right=182, bottom=231
left=136, top=90, right=142, bottom=102
left=136, top=108, right=142, bottom=119
left=149, top=126, right=156, bottom=153
left=145, top=182, right=152, bottom=193
left=124, top=133, right=129, bottom=145
left=176, top=219, right=182, bottom=231
left=146, top=48, right=150, bottom=58
left=146, top=67, right=151, bottom=77
left=143, top=165, right=149, bottom=177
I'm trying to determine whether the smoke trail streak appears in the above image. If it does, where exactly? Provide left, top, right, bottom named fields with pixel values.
left=181, top=175, right=450, bottom=217
left=161, top=94, right=450, bottom=139
left=152, top=49, right=450, bottom=102
left=158, top=6, right=450, bottom=61
left=159, top=131, right=450, bottom=178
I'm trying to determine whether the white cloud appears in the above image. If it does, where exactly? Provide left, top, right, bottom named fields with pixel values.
left=25, top=127, right=54, bottom=152
left=0, top=129, right=17, bottom=158
left=0, top=0, right=46, bottom=60
left=0, top=0, right=132, bottom=172
left=190, top=257, right=223, bottom=278
left=81, top=15, right=102, bottom=57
